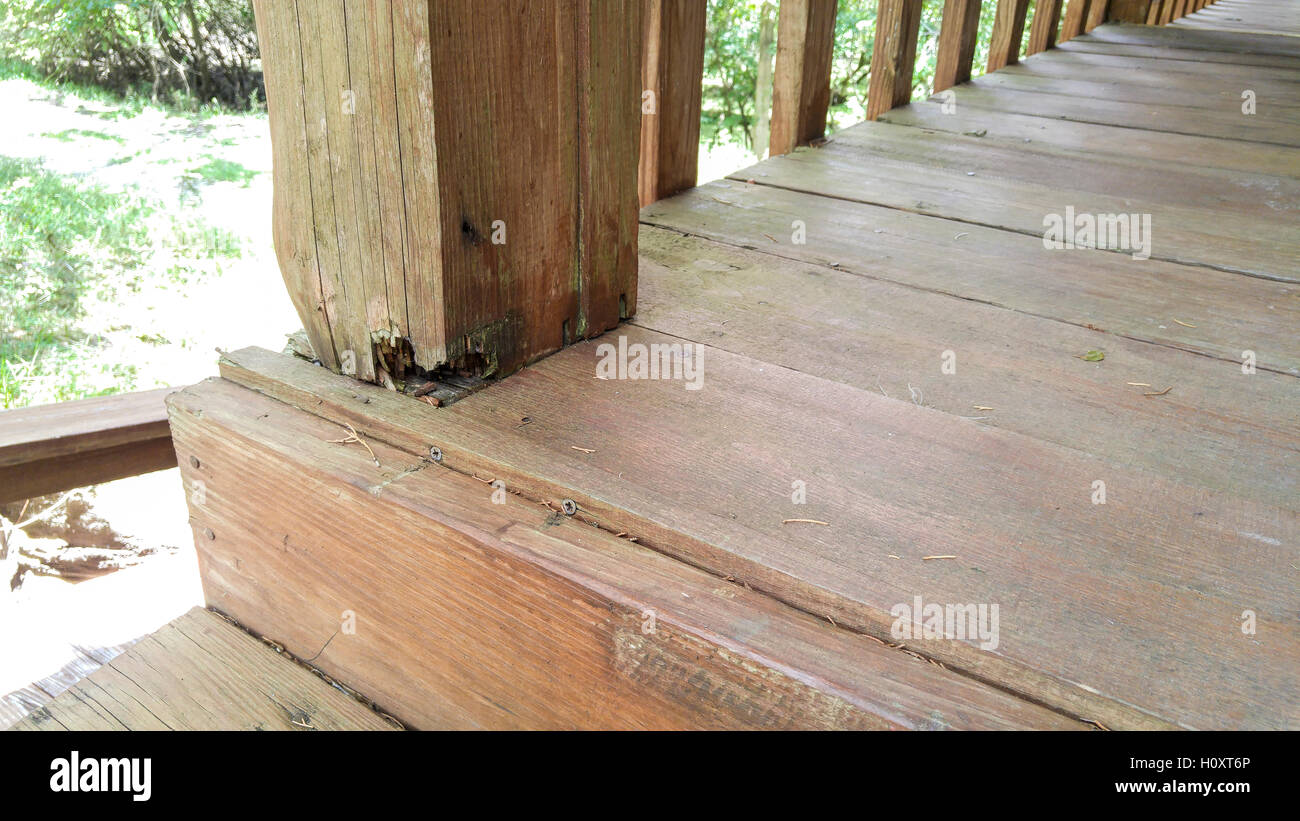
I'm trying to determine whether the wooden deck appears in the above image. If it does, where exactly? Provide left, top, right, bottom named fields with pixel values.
left=12, top=609, right=397, bottom=730
left=18, top=3, right=1297, bottom=730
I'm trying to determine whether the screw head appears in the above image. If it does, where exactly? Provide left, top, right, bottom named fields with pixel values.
left=560, top=499, right=577, bottom=516
left=429, top=446, right=443, bottom=462
left=202, top=527, right=215, bottom=540
left=189, top=455, right=201, bottom=468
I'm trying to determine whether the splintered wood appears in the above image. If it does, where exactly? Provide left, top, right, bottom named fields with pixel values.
left=252, top=0, right=639, bottom=383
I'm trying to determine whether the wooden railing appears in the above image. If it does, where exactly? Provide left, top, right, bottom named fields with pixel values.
left=639, top=0, right=1220, bottom=204
left=0, top=389, right=177, bottom=504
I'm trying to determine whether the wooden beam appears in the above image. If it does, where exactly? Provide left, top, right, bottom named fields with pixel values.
left=987, top=0, right=1032, bottom=72
left=866, top=0, right=922, bottom=120
left=1060, top=0, right=1092, bottom=41
left=1026, top=0, right=1065, bottom=55
left=770, top=0, right=839, bottom=154
left=0, top=389, right=177, bottom=504
left=639, top=0, right=707, bottom=206
left=252, top=0, right=639, bottom=382
left=934, top=0, right=984, bottom=92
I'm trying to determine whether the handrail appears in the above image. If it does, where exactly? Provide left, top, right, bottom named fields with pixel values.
left=0, top=388, right=178, bottom=504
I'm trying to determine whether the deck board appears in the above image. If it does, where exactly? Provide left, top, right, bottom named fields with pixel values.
left=12, top=608, right=397, bottom=730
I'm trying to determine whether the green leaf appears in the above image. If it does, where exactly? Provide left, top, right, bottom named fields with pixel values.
left=1080, top=350, right=1105, bottom=362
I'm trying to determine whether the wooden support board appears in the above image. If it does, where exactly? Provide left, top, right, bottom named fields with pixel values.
left=12, top=608, right=396, bottom=730
left=0, top=389, right=177, bottom=504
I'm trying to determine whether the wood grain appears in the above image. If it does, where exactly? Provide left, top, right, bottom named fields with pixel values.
left=252, top=1, right=638, bottom=379
left=639, top=0, right=707, bottom=204
left=169, top=377, right=1080, bottom=730
left=770, top=0, right=839, bottom=149
left=934, top=0, right=985, bottom=91
left=987, top=0, right=1032, bottom=71
left=0, top=389, right=177, bottom=503
left=12, top=608, right=396, bottom=731
left=217, top=343, right=1299, bottom=730
left=866, top=0, right=923, bottom=120
left=1027, top=0, right=1064, bottom=55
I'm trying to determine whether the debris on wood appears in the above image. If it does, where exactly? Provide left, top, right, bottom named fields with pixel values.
left=1144, top=386, right=1173, bottom=397
left=327, top=423, right=380, bottom=467
left=1172, top=318, right=1197, bottom=328
left=1076, top=350, right=1105, bottom=362
left=571, top=446, right=596, bottom=454
left=922, top=554, right=958, bottom=561
left=973, top=405, right=994, bottom=411
left=782, top=518, right=829, bottom=526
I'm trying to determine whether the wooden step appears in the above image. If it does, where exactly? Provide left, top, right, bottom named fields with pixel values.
left=11, top=608, right=398, bottom=731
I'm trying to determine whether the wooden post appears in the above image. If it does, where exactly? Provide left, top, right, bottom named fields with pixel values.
left=639, top=0, right=707, bottom=206
left=770, top=0, right=839, bottom=154
left=1060, top=0, right=1092, bottom=41
left=1026, top=0, right=1064, bottom=55
left=934, top=0, right=984, bottom=93
left=252, top=0, right=640, bottom=383
left=866, top=0, right=922, bottom=120
left=1085, top=0, right=1111, bottom=28
left=987, top=0, right=1032, bottom=73
left=1145, top=0, right=1163, bottom=23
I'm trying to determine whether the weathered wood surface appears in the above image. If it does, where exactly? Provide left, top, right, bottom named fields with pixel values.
left=169, top=378, right=1079, bottom=730
left=183, top=12, right=1297, bottom=730
left=253, top=0, right=638, bottom=381
left=986, top=0, right=1032, bottom=71
left=0, top=389, right=177, bottom=504
left=1172, top=0, right=1300, bottom=34
left=714, top=123, right=1300, bottom=282
left=770, top=0, right=839, bottom=149
left=12, top=608, right=396, bottom=730
left=866, top=0, right=924, bottom=119
left=639, top=0, right=707, bottom=205
left=934, top=0, right=985, bottom=91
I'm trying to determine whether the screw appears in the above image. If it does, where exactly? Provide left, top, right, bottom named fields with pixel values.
left=560, top=499, right=577, bottom=516
left=202, top=527, right=215, bottom=540
left=429, top=446, right=443, bottom=462
left=189, top=455, right=201, bottom=468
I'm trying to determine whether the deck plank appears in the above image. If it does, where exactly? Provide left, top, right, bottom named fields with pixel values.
left=634, top=226, right=1298, bottom=513
left=12, top=608, right=397, bottom=731
left=726, top=121, right=1300, bottom=280
left=642, top=179, right=1300, bottom=373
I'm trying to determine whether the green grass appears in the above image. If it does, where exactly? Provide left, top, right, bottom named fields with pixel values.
left=40, top=128, right=125, bottom=144
left=0, top=155, right=243, bottom=408
left=187, top=156, right=259, bottom=187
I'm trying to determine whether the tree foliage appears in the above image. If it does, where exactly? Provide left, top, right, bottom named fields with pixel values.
left=0, top=0, right=262, bottom=110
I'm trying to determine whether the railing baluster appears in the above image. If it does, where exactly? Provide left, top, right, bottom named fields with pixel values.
left=770, top=0, right=839, bottom=155
left=866, top=0, right=922, bottom=120
left=1084, top=0, right=1110, bottom=29
left=987, top=0, right=1032, bottom=72
left=935, top=0, right=984, bottom=92
left=638, top=0, right=707, bottom=206
left=1027, top=0, right=1065, bottom=55
left=1060, top=0, right=1092, bottom=41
